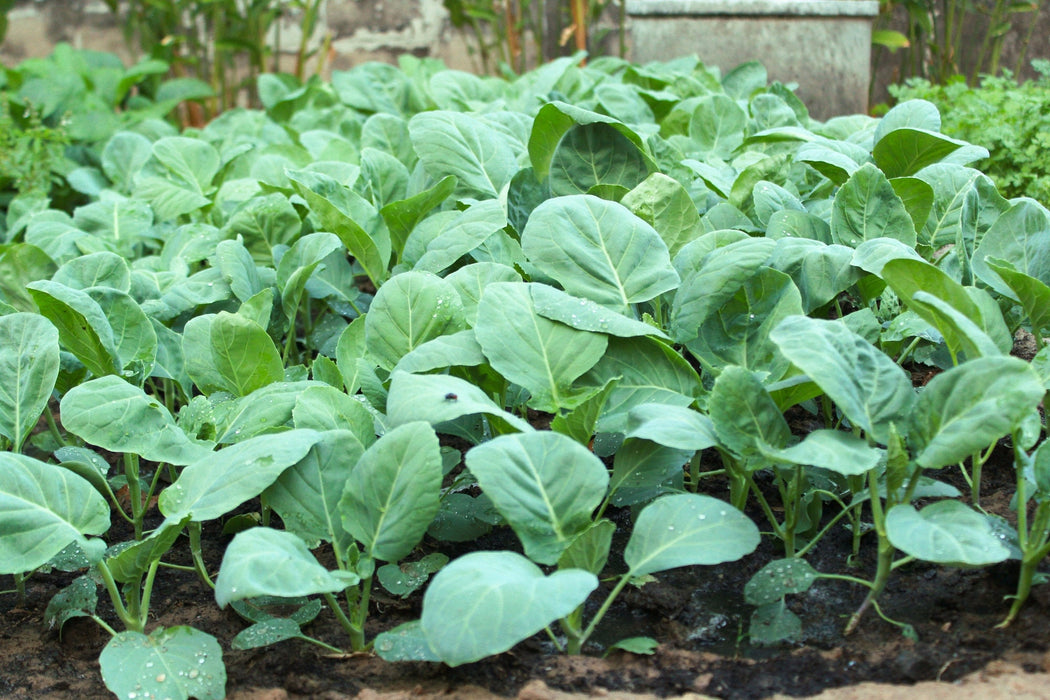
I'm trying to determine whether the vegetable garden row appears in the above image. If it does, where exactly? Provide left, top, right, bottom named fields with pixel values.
left=2, top=46, right=1049, bottom=700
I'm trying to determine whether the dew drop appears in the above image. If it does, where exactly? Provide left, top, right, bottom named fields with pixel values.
left=697, top=514, right=706, bottom=520
left=188, top=669, right=199, bottom=679
left=667, top=525, right=675, bottom=531
left=156, top=674, right=166, bottom=683
left=378, top=639, right=394, bottom=652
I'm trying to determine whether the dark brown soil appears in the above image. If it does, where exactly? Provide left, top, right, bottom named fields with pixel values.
left=3, top=435, right=1049, bottom=699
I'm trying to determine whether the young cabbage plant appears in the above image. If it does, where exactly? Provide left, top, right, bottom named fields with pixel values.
left=767, top=315, right=1044, bottom=636
left=1000, top=438, right=1050, bottom=627
left=216, top=421, right=444, bottom=652
left=374, top=429, right=760, bottom=664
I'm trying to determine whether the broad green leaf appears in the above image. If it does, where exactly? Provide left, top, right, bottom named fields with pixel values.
left=291, top=384, right=374, bottom=441
left=412, top=199, right=508, bottom=274
left=550, top=378, right=619, bottom=446
left=831, top=164, right=916, bottom=247
left=105, top=516, right=190, bottom=583
left=750, top=600, right=802, bottom=645
left=851, top=237, right=924, bottom=276
left=27, top=280, right=119, bottom=378
left=288, top=169, right=390, bottom=287
left=0, top=453, right=109, bottom=574
left=608, top=437, right=690, bottom=507
left=889, top=177, right=935, bottom=234
left=529, top=101, right=654, bottom=182
left=886, top=501, right=1010, bottom=566
left=0, top=313, right=59, bottom=451
left=393, top=330, right=486, bottom=374
left=582, top=335, right=700, bottom=432
left=624, top=494, right=760, bottom=576
left=476, top=282, right=607, bottom=412
left=465, top=431, right=609, bottom=565
left=522, top=195, right=679, bottom=313
left=528, top=284, right=670, bottom=339
left=377, top=552, right=449, bottom=598
left=761, top=430, right=883, bottom=477
left=687, top=267, right=802, bottom=379
left=265, top=430, right=367, bottom=552
left=744, top=558, right=819, bottom=606
left=381, top=175, right=458, bottom=259
left=624, top=404, right=718, bottom=451
left=873, top=99, right=941, bottom=146
left=159, top=430, right=321, bottom=521
left=215, top=528, right=356, bottom=608
left=214, top=381, right=317, bottom=444
left=972, top=198, right=1050, bottom=294
left=689, top=94, right=747, bottom=159
left=769, top=316, right=914, bottom=443
left=873, top=128, right=974, bottom=178
left=606, top=637, right=660, bottom=656
left=908, top=291, right=1002, bottom=360
left=230, top=618, right=304, bottom=650
left=420, top=551, right=597, bottom=666
left=53, top=251, right=131, bottom=292
left=908, top=356, right=1044, bottom=469
left=88, top=287, right=158, bottom=376
left=101, top=131, right=153, bottom=192
left=210, top=311, right=283, bottom=396
left=670, top=237, right=776, bottom=343
left=374, top=620, right=441, bottom=662
left=387, top=371, right=530, bottom=434
left=223, top=192, right=302, bottom=256
left=44, top=575, right=98, bottom=636
left=558, top=520, right=615, bottom=576
left=794, top=142, right=862, bottom=186
left=335, top=316, right=367, bottom=395
left=152, top=136, right=220, bottom=193
left=341, top=421, right=442, bottom=562
left=986, top=258, right=1050, bottom=337
left=549, top=122, right=649, bottom=197
left=275, top=232, right=342, bottom=324
left=73, top=200, right=154, bottom=248
left=61, top=376, right=214, bottom=465
left=100, top=627, right=225, bottom=700
left=409, top=111, right=520, bottom=200
left=365, top=271, right=467, bottom=371
left=622, top=172, right=703, bottom=258
left=767, top=239, right=861, bottom=313
left=0, top=243, right=56, bottom=311
left=709, top=366, right=790, bottom=459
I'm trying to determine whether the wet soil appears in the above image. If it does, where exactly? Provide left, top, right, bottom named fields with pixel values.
left=4, top=437, right=1050, bottom=700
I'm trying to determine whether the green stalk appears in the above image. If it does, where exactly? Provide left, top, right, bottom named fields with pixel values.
left=570, top=572, right=634, bottom=653
left=124, top=453, right=144, bottom=540
left=844, top=470, right=893, bottom=635
left=189, top=522, right=215, bottom=589
left=43, top=407, right=67, bottom=450
left=96, top=561, right=141, bottom=633
left=13, top=572, right=26, bottom=606
left=348, top=575, right=373, bottom=651
left=323, top=591, right=360, bottom=647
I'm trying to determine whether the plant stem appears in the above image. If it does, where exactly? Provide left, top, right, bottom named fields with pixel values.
left=43, top=406, right=66, bottom=449
left=574, top=572, right=633, bottom=651
left=96, top=561, right=140, bottom=633
left=189, top=522, right=215, bottom=589
left=845, top=470, right=894, bottom=635
left=14, top=572, right=26, bottom=606
left=348, top=575, right=373, bottom=651
left=124, top=453, right=144, bottom=540
left=324, top=590, right=363, bottom=650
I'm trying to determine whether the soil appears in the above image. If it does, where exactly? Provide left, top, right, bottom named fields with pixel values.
left=4, top=332, right=1050, bottom=700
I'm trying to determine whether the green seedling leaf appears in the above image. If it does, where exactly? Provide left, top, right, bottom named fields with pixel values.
left=420, top=551, right=597, bottom=666
left=549, top=122, right=649, bottom=196
left=288, top=169, right=390, bottom=287
left=427, top=492, right=499, bottom=542
left=381, top=175, right=457, bottom=258
left=605, top=637, right=659, bottom=656
left=410, top=111, right=520, bottom=200
left=749, top=599, right=802, bottom=645
left=873, top=127, right=974, bottom=178
left=393, top=330, right=486, bottom=374
left=215, top=527, right=357, bottom=608
left=831, top=164, right=916, bottom=247
left=761, top=430, right=884, bottom=477
left=551, top=378, right=619, bottom=446
left=365, top=271, right=467, bottom=371
left=341, top=421, right=442, bottom=563
left=583, top=336, right=700, bottom=432
left=27, top=280, right=119, bottom=378
left=276, top=232, right=343, bottom=325
left=335, top=317, right=367, bottom=395
left=61, top=376, right=214, bottom=465
left=0, top=313, right=60, bottom=452
left=210, top=311, right=284, bottom=397
left=689, top=94, right=747, bottom=159
left=609, top=438, right=691, bottom=507
left=767, top=239, right=862, bottom=314
left=986, top=258, right=1050, bottom=337
left=229, top=596, right=322, bottom=625
left=744, top=558, right=820, bottom=606
left=231, top=618, right=303, bottom=650
left=687, top=266, right=802, bottom=379
left=624, top=494, right=760, bottom=577
left=972, top=198, right=1050, bottom=295
left=446, top=262, right=523, bottom=326
left=624, top=404, right=718, bottom=451
left=907, top=291, right=1004, bottom=360
left=670, top=237, right=776, bottom=343
left=522, top=195, right=678, bottom=313
left=874, top=99, right=942, bottom=145
left=53, top=251, right=131, bottom=292
left=710, top=366, right=790, bottom=459
left=374, top=620, right=441, bottom=662
left=0, top=452, right=110, bottom=574
left=160, top=429, right=321, bottom=521
left=99, top=626, right=225, bottom=700
left=557, top=519, right=615, bottom=576
left=378, top=552, right=450, bottom=597
left=292, top=384, right=375, bottom=442
left=770, top=315, right=915, bottom=444
left=387, top=371, right=533, bottom=434
left=44, top=575, right=98, bottom=637
left=0, top=244, right=56, bottom=312
left=88, top=287, right=158, bottom=379
left=412, top=199, right=508, bottom=274
left=215, top=381, right=317, bottom=443
left=466, top=431, right=609, bottom=565
left=908, top=356, right=1045, bottom=469
left=886, top=501, right=1011, bottom=566
left=106, top=516, right=191, bottom=583
left=476, top=282, right=607, bottom=412
left=529, top=284, right=671, bottom=340
left=622, top=172, right=703, bottom=258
